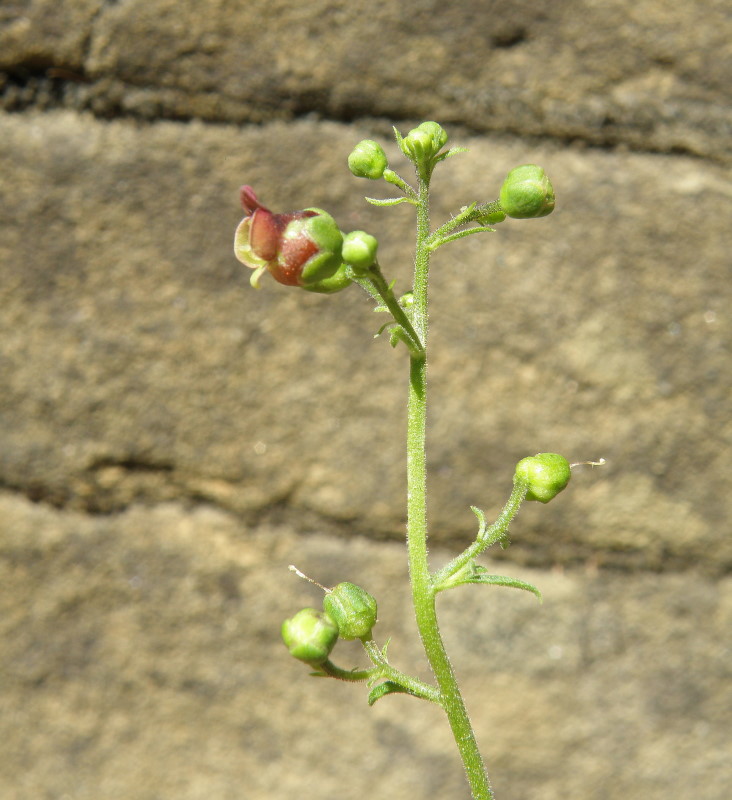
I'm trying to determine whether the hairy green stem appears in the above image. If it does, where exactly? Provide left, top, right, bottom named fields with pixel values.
left=367, top=264, right=424, bottom=354
left=406, top=177, right=494, bottom=800
left=361, top=640, right=441, bottom=704
left=317, top=660, right=376, bottom=682
left=432, top=478, right=529, bottom=589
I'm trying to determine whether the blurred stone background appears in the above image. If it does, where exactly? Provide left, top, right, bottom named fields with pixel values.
left=1, top=1, right=730, bottom=799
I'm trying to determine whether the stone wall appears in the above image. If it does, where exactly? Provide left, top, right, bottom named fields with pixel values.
left=1, top=2, right=730, bottom=799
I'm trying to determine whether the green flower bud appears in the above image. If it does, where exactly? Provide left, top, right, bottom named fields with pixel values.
left=415, top=121, right=448, bottom=152
left=281, top=607, right=339, bottom=664
left=499, top=165, right=555, bottom=219
left=348, top=140, right=388, bottom=180
left=403, top=128, right=433, bottom=162
left=403, top=121, right=448, bottom=162
left=323, top=582, right=378, bottom=641
left=342, top=230, right=379, bottom=273
left=514, top=453, right=571, bottom=503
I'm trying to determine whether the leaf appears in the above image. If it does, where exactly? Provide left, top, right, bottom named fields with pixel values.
left=435, top=146, right=469, bottom=162
left=375, top=321, right=396, bottom=336
left=393, top=126, right=408, bottom=156
left=455, top=573, right=542, bottom=601
left=365, top=196, right=411, bottom=207
left=428, top=226, right=496, bottom=251
left=367, top=681, right=411, bottom=707
left=390, top=327, right=405, bottom=348
left=470, top=505, right=487, bottom=537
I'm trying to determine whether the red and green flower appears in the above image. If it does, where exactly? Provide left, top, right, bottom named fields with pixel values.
left=234, top=186, right=346, bottom=290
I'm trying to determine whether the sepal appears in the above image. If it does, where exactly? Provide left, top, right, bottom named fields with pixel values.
left=301, top=262, right=353, bottom=294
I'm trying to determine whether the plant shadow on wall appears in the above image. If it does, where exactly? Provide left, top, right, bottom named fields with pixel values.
left=233, top=121, right=604, bottom=800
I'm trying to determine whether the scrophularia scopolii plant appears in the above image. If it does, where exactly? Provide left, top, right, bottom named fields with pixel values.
left=234, top=121, right=603, bottom=799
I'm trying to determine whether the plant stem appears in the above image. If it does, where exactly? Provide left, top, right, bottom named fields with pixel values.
left=406, top=177, right=495, bottom=800
left=366, top=264, right=424, bottom=355
left=317, top=660, right=376, bottom=682
left=361, top=640, right=442, bottom=704
left=432, top=479, right=529, bottom=589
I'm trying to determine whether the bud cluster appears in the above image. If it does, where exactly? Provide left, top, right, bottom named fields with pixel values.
left=281, top=576, right=378, bottom=667
left=400, top=121, right=449, bottom=180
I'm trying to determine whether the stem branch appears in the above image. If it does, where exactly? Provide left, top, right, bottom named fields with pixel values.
left=432, top=478, right=529, bottom=589
left=367, top=263, right=424, bottom=355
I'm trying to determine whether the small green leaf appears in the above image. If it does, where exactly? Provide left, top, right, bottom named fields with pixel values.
left=470, top=505, right=487, bottom=537
left=368, top=681, right=408, bottom=706
left=435, top=146, right=469, bottom=162
left=428, top=226, right=496, bottom=251
left=460, top=573, right=542, bottom=601
left=365, top=196, right=412, bottom=206
left=393, top=125, right=407, bottom=156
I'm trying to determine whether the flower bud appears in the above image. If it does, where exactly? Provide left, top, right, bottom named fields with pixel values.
left=234, top=186, right=344, bottom=288
left=402, top=128, right=432, bottom=164
left=323, top=582, right=378, bottom=641
left=348, top=140, right=388, bottom=180
left=281, top=608, right=339, bottom=664
left=342, top=230, right=379, bottom=273
left=514, top=453, right=571, bottom=503
left=402, top=121, right=448, bottom=163
left=415, top=121, right=448, bottom=152
left=499, top=165, right=555, bottom=219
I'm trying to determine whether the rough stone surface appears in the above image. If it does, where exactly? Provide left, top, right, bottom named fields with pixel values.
left=2, top=0, right=731, bottom=161
left=1, top=2, right=731, bottom=798
left=1, top=111, right=730, bottom=574
left=1, top=494, right=730, bottom=800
